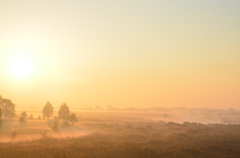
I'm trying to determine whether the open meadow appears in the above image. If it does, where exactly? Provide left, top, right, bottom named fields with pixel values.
left=1, top=0, right=240, bottom=157
left=0, top=110, right=240, bottom=158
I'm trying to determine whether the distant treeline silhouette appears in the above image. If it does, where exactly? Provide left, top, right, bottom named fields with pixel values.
left=0, top=95, right=78, bottom=131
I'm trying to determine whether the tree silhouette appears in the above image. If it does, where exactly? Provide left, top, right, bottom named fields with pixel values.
left=58, top=103, right=70, bottom=120
left=42, top=101, right=53, bottom=119
left=0, top=108, right=3, bottom=128
left=18, top=116, right=24, bottom=123
left=40, top=131, right=47, bottom=139
left=68, top=113, right=78, bottom=126
left=19, top=111, right=27, bottom=123
left=51, top=117, right=58, bottom=131
left=11, top=130, right=18, bottom=141
left=61, top=120, right=71, bottom=127
left=21, top=111, right=27, bottom=118
left=0, top=98, right=15, bottom=119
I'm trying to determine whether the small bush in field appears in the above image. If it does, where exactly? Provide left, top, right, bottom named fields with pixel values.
left=18, top=116, right=25, bottom=123
left=11, top=130, right=18, bottom=141
left=61, top=120, right=71, bottom=127
left=51, top=117, right=59, bottom=131
left=40, top=131, right=48, bottom=139
left=67, top=113, right=78, bottom=125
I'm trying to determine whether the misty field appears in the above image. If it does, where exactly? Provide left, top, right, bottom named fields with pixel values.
left=1, top=110, right=240, bottom=158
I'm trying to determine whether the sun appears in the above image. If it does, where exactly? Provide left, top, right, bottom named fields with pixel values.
left=8, top=54, right=35, bottom=79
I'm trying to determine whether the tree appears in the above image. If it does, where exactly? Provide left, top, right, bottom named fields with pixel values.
left=68, top=113, right=78, bottom=126
left=19, top=111, right=27, bottom=123
left=40, top=131, right=47, bottom=139
left=58, top=103, right=70, bottom=120
left=18, top=116, right=25, bottom=123
left=21, top=111, right=27, bottom=118
left=11, top=131, right=18, bottom=141
left=51, top=117, right=58, bottom=131
left=0, top=108, right=3, bottom=127
left=42, top=101, right=53, bottom=119
left=0, top=98, right=15, bottom=119
left=95, top=106, right=102, bottom=110
left=61, top=120, right=71, bottom=127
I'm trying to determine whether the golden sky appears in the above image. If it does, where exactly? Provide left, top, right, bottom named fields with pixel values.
left=0, top=0, right=240, bottom=109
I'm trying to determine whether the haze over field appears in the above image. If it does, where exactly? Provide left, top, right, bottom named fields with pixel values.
left=0, top=0, right=240, bottom=109
left=1, top=1, right=240, bottom=157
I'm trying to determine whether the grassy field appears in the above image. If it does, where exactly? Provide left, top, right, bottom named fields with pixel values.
left=0, top=111, right=240, bottom=158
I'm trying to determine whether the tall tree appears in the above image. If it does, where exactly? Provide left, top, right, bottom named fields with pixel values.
left=58, top=103, right=70, bottom=120
left=1, top=99, right=15, bottom=119
left=68, top=113, right=78, bottom=126
left=42, top=102, right=53, bottom=119
left=0, top=95, right=2, bottom=127
left=0, top=108, right=3, bottom=127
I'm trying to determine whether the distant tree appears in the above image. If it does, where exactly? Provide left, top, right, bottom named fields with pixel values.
left=42, top=101, right=53, bottom=119
left=51, top=117, right=58, bottom=131
left=107, top=105, right=116, bottom=111
left=40, top=131, right=47, bottom=139
left=58, top=103, right=70, bottom=120
left=95, top=106, right=102, bottom=110
left=68, top=113, right=78, bottom=126
left=0, top=96, right=2, bottom=125
left=30, top=114, right=33, bottom=119
left=0, top=98, right=15, bottom=119
left=18, top=116, right=25, bottom=123
left=0, top=95, right=3, bottom=117
left=19, top=111, right=27, bottom=123
left=61, top=120, right=71, bottom=127
left=38, top=115, right=42, bottom=120
left=11, top=130, right=18, bottom=141
left=21, top=111, right=27, bottom=118
left=0, top=108, right=3, bottom=127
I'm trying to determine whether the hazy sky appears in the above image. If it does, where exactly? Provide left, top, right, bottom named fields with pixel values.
left=0, top=0, right=240, bottom=109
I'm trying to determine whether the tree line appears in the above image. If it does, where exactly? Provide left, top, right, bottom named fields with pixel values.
left=0, top=95, right=78, bottom=130
left=42, top=101, right=78, bottom=126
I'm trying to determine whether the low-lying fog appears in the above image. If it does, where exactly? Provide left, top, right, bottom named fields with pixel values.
left=1, top=108, right=239, bottom=142
left=0, top=118, right=91, bottom=142
left=150, top=111, right=240, bottom=124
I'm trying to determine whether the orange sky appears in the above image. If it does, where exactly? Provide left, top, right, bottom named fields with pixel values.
left=0, top=0, right=240, bottom=109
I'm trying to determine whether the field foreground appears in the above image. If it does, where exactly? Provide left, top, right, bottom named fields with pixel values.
left=0, top=111, right=240, bottom=158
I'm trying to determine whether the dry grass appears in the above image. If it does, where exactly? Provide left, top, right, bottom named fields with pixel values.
left=0, top=111, right=240, bottom=158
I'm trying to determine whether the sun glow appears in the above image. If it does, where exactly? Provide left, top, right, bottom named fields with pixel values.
left=9, top=54, right=35, bottom=79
